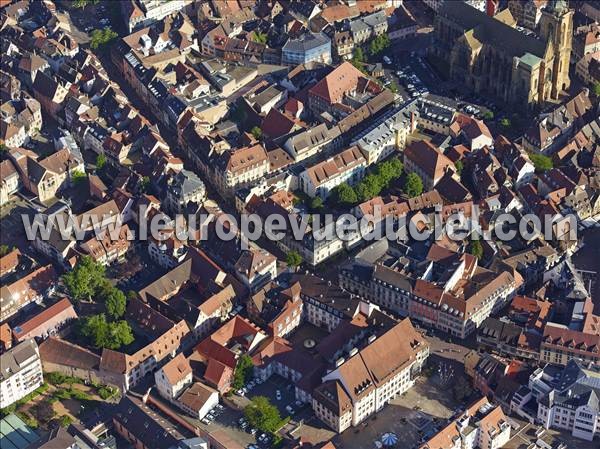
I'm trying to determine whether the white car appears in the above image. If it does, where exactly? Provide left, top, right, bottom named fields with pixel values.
left=383, top=55, right=392, bottom=65
left=275, top=390, right=282, bottom=400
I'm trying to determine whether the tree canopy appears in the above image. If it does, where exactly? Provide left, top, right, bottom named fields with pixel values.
left=330, top=183, right=358, bottom=206
left=529, top=153, right=553, bottom=172
left=99, top=283, right=127, bottom=319
left=96, top=153, right=106, bottom=170
left=90, top=28, right=118, bottom=51
left=0, top=245, right=13, bottom=257
left=329, top=157, right=403, bottom=206
left=310, top=196, right=324, bottom=212
left=71, top=169, right=87, bottom=185
left=79, top=314, right=134, bottom=350
left=468, top=239, right=483, bottom=260
left=592, top=81, right=600, bottom=97
left=244, top=396, right=283, bottom=433
left=251, top=31, right=268, bottom=44
left=404, top=173, right=424, bottom=198
left=454, top=160, right=464, bottom=176
left=369, top=34, right=390, bottom=57
left=286, top=250, right=303, bottom=268
left=73, top=0, right=99, bottom=8
left=351, top=47, right=366, bottom=72
left=250, top=126, right=263, bottom=140
left=499, top=117, right=511, bottom=129
left=62, top=256, right=106, bottom=302
left=232, top=354, right=254, bottom=390
left=140, top=176, right=151, bottom=193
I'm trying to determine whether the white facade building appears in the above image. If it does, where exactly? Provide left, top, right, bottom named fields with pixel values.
left=0, top=339, right=43, bottom=408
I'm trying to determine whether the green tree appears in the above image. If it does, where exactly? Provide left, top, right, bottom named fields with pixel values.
left=71, top=169, right=87, bottom=185
left=499, top=117, right=511, bottom=130
left=356, top=174, right=383, bottom=202
left=100, top=285, right=127, bottom=319
left=310, top=196, right=324, bottom=212
left=244, top=396, right=283, bottom=433
left=96, top=153, right=106, bottom=170
left=62, top=256, right=106, bottom=302
left=250, top=126, right=262, bottom=140
left=593, top=81, right=600, bottom=97
left=90, top=28, right=118, bottom=51
left=353, top=47, right=365, bottom=63
left=140, top=176, right=150, bottom=193
left=107, top=320, right=134, bottom=348
left=376, top=157, right=403, bottom=188
left=0, top=244, right=13, bottom=257
left=530, top=153, right=553, bottom=172
left=73, top=0, right=99, bottom=8
left=404, top=173, right=424, bottom=198
left=369, top=34, right=390, bottom=57
left=251, top=31, right=268, bottom=44
left=351, top=47, right=366, bottom=72
left=455, top=160, right=464, bottom=176
left=468, top=239, right=483, bottom=260
left=232, top=354, right=254, bottom=390
left=389, top=80, right=399, bottom=94
left=286, top=250, right=303, bottom=268
left=331, top=183, right=358, bottom=206
left=79, top=314, right=109, bottom=348
left=483, top=111, right=494, bottom=120
left=59, top=415, right=73, bottom=428
left=79, top=314, right=133, bottom=350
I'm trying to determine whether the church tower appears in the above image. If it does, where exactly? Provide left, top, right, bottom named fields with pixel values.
left=539, top=0, right=574, bottom=100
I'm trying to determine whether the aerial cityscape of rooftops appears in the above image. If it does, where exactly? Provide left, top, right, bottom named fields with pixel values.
left=0, top=1, right=599, bottom=449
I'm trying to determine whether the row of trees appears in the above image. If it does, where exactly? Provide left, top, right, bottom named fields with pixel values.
left=329, top=158, right=425, bottom=206
left=330, top=157, right=404, bottom=206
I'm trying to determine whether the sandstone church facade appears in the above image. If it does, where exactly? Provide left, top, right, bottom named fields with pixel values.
left=431, top=0, right=573, bottom=109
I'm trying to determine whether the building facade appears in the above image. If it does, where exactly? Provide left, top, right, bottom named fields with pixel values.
left=431, top=1, right=573, bottom=108
left=0, top=339, right=43, bottom=408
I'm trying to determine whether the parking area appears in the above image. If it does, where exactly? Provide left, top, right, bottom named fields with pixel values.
left=197, top=401, right=256, bottom=447
left=239, top=374, right=301, bottom=420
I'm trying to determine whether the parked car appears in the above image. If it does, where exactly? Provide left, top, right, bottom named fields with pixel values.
left=276, top=390, right=282, bottom=400
left=383, top=55, right=392, bottom=65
